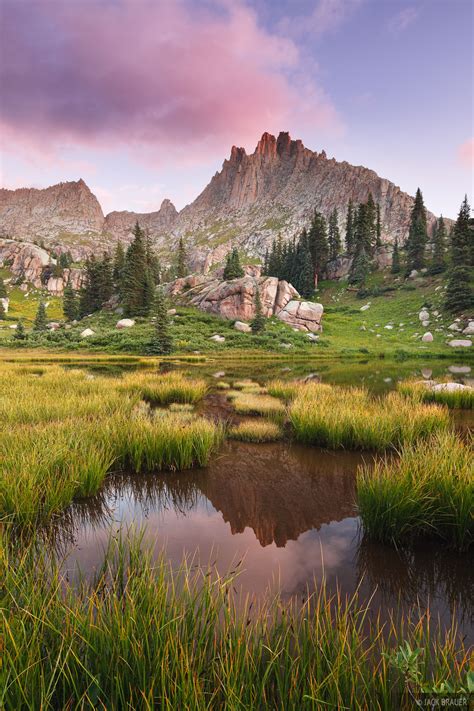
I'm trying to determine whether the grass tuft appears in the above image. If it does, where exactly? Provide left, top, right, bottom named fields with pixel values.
left=399, top=379, right=474, bottom=409
left=229, top=419, right=283, bottom=442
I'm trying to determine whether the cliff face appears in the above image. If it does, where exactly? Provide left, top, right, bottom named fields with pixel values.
left=0, top=179, right=104, bottom=244
left=0, top=132, right=443, bottom=270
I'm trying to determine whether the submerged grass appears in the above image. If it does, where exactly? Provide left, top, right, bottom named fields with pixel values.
left=289, top=383, right=449, bottom=450
left=1, top=533, right=470, bottom=711
left=229, top=419, right=283, bottom=442
left=399, top=379, right=474, bottom=409
left=0, top=363, right=219, bottom=524
left=357, top=432, right=473, bottom=551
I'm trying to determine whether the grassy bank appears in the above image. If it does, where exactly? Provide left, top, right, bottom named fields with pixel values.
left=287, top=383, right=449, bottom=450
left=1, top=534, right=470, bottom=711
left=357, top=432, right=473, bottom=551
left=398, top=379, right=474, bottom=409
left=0, top=364, right=221, bottom=524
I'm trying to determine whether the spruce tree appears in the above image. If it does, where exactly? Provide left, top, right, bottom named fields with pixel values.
left=328, top=208, right=342, bottom=261
left=376, top=204, right=382, bottom=247
left=307, top=211, right=329, bottom=286
left=428, top=216, right=447, bottom=275
left=349, top=247, right=370, bottom=287
left=445, top=197, right=473, bottom=313
left=113, top=241, right=126, bottom=294
left=0, top=276, right=6, bottom=298
left=63, top=282, right=79, bottom=321
left=122, top=222, right=154, bottom=317
left=223, top=248, right=244, bottom=280
left=406, top=188, right=427, bottom=271
left=147, top=288, right=173, bottom=355
left=366, top=192, right=377, bottom=250
left=345, top=200, right=355, bottom=253
left=0, top=300, right=5, bottom=320
left=251, top=287, right=266, bottom=333
left=176, top=237, right=187, bottom=278
left=97, top=252, right=113, bottom=305
left=354, top=203, right=372, bottom=255
left=391, top=238, right=401, bottom=274
left=33, top=302, right=48, bottom=331
left=13, top=319, right=26, bottom=340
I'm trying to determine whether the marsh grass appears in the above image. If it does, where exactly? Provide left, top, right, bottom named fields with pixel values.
left=0, top=364, right=219, bottom=523
left=399, top=379, right=474, bottom=409
left=289, top=383, right=449, bottom=450
left=120, top=370, right=208, bottom=404
left=357, top=432, right=473, bottom=551
left=229, top=419, right=283, bottom=442
left=1, top=533, right=470, bottom=711
left=231, top=392, right=286, bottom=418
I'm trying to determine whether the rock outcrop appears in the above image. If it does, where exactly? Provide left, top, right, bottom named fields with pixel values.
left=103, top=199, right=178, bottom=242
left=0, top=238, right=82, bottom=294
left=169, top=275, right=323, bottom=332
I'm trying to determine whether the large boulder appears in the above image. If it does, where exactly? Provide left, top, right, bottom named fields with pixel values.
left=277, top=300, right=324, bottom=333
left=116, top=318, right=135, bottom=329
left=0, top=238, right=50, bottom=288
left=234, top=321, right=252, bottom=333
left=325, top=255, right=352, bottom=280
left=0, top=297, right=9, bottom=313
left=448, top=339, right=472, bottom=348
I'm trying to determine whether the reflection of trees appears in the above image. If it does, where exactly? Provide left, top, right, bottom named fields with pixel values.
left=356, top=538, right=474, bottom=628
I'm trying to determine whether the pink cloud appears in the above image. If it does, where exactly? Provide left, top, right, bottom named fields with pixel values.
left=0, top=0, right=341, bottom=166
left=278, top=0, right=364, bottom=38
left=458, top=139, right=474, bottom=169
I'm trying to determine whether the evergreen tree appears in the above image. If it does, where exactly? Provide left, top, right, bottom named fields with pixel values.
left=79, top=255, right=102, bottom=317
left=0, top=276, right=7, bottom=298
left=113, top=241, right=126, bottom=294
left=328, top=208, right=342, bottom=261
left=307, top=211, right=329, bottom=286
left=262, top=248, right=269, bottom=275
left=391, top=238, right=401, bottom=274
left=147, top=288, right=173, bottom=355
left=251, top=287, right=266, bottom=333
left=97, top=252, right=113, bottom=305
left=33, top=302, right=48, bottom=331
left=145, top=232, right=161, bottom=285
left=428, top=216, right=447, bottom=275
left=176, top=237, right=187, bottom=278
left=445, top=197, right=473, bottom=313
left=223, top=248, right=244, bottom=280
left=366, top=192, right=377, bottom=250
left=122, top=222, right=155, bottom=317
left=345, top=199, right=355, bottom=253
left=354, top=202, right=372, bottom=255
left=349, top=247, right=370, bottom=286
left=58, top=252, right=72, bottom=269
left=63, top=282, right=79, bottom=321
left=296, top=237, right=315, bottom=297
left=0, top=300, right=5, bottom=320
left=406, top=188, right=427, bottom=271
left=13, top=319, right=26, bottom=340
left=376, top=204, right=382, bottom=247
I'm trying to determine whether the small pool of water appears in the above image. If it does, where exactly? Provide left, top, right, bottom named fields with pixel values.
left=52, top=440, right=473, bottom=643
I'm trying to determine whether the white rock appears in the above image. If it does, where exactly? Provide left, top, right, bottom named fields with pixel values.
left=213, top=371, right=226, bottom=378
left=409, top=270, right=419, bottom=278
left=0, top=297, right=9, bottom=314
left=167, top=308, right=177, bottom=316
left=116, top=318, right=135, bottom=329
left=9, top=324, right=17, bottom=329
left=210, top=334, right=225, bottom=343
left=384, top=325, right=393, bottom=330
left=81, top=328, right=95, bottom=338
left=448, top=323, right=463, bottom=332
left=422, top=332, right=433, bottom=342
left=422, top=320, right=430, bottom=327
left=421, top=369, right=433, bottom=379
left=448, top=366, right=471, bottom=374
left=432, top=382, right=472, bottom=393
left=462, top=322, right=474, bottom=335
left=360, top=303, right=371, bottom=312
left=234, top=321, right=252, bottom=333
left=307, top=333, right=319, bottom=341
left=419, top=310, right=429, bottom=321
left=448, top=339, right=472, bottom=348
left=280, top=342, right=292, bottom=349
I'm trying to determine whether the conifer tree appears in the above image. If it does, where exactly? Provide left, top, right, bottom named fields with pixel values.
left=307, top=211, right=329, bottom=286
left=122, top=222, right=155, bottom=317
left=445, top=197, right=473, bottom=313
left=63, top=282, right=79, bottom=321
left=406, top=188, right=427, bottom=271
left=145, top=231, right=161, bottom=285
left=428, top=216, right=447, bottom=275
left=391, top=238, right=401, bottom=274
left=33, top=302, right=48, bottom=331
left=176, top=237, right=187, bottom=278
left=97, top=252, right=113, bottom=305
left=366, top=192, right=377, bottom=250
left=113, top=241, right=126, bottom=294
left=0, top=300, right=5, bottom=320
left=349, top=247, right=370, bottom=287
left=376, top=204, right=382, bottom=247
left=251, top=287, right=266, bottom=333
left=345, top=199, right=355, bottom=253
left=147, top=288, right=173, bottom=355
left=223, top=248, right=244, bottom=280
left=328, top=208, right=342, bottom=261
left=0, top=276, right=6, bottom=298
left=13, top=319, right=26, bottom=340
left=354, top=203, right=372, bottom=255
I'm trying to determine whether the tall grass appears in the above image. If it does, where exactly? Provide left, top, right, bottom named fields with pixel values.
left=0, top=364, right=219, bottom=524
left=399, top=379, right=474, bottom=409
left=357, top=431, right=473, bottom=551
left=229, top=419, right=283, bottom=442
left=1, top=533, right=470, bottom=711
left=229, top=392, right=286, bottom=417
left=289, top=383, right=449, bottom=450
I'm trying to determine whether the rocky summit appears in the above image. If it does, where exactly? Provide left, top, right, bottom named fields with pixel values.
left=0, top=132, right=442, bottom=271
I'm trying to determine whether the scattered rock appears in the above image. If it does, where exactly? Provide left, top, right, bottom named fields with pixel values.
left=234, top=320, right=252, bottom=333
left=462, top=321, right=474, bottom=335
left=421, top=320, right=430, bottom=327
left=419, top=310, right=429, bottom=321
left=384, top=325, right=393, bottom=330
left=307, top=333, right=319, bottom=341
left=409, top=270, right=419, bottom=279
left=448, top=339, right=472, bottom=348
left=421, top=369, right=433, bottom=379
left=116, top=318, right=135, bottom=329
left=210, top=334, right=225, bottom=343
left=280, top=342, right=292, bottom=349
left=448, top=323, right=463, bottom=332
left=47, top=322, right=61, bottom=331
left=432, top=382, right=472, bottom=393
left=0, top=297, right=9, bottom=313
left=448, top=365, right=471, bottom=374
left=360, top=303, right=371, bottom=312
left=213, top=371, right=226, bottom=378
left=167, top=308, right=177, bottom=316
left=80, top=328, right=95, bottom=338
left=277, top=300, right=323, bottom=333
left=422, top=332, right=433, bottom=342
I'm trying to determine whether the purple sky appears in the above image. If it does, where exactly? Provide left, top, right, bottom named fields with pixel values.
left=0, top=0, right=472, bottom=217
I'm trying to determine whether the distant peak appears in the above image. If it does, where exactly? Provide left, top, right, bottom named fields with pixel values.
left=255, top=132, right=277, bottom=157
left=229, top=145, right=247, bottom=162
left=160, top=198, right=177, bottom=214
